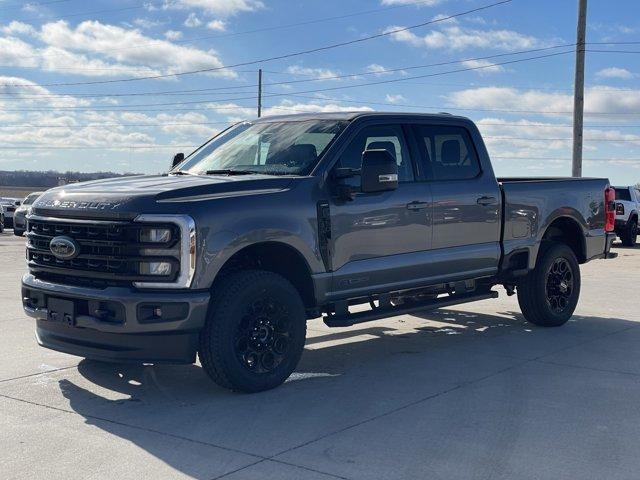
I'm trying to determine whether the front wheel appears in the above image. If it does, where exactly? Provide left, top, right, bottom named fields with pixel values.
left=198, top=270, right=307, bottom=393
left=13, top=228, right=24, bottom=237
left=621, top=218, right=638, bottom=247
left=517, top=242, right=581, bottom=327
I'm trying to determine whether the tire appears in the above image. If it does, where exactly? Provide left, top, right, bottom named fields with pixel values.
left=621, top=218, right=638, bottom=247
left=13, top=228, right=24, bottom=237
left=198, top=270, right=307, bottom=393
left=517, top=241, right=581, bottom=327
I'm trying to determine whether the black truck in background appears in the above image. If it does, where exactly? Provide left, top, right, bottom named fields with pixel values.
left=22, top=112, right=617, bottom=392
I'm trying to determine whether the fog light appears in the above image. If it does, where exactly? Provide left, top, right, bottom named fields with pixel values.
left=140, top=228, right=172, bottom=243
left=139, top=261, right=172, bottom=276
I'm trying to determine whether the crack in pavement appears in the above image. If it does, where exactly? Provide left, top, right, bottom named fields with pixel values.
left=213, top=322, right=640, bottom=480
left=0, top=365, right=77, bottom=384
left=3, top=321, right=638, bottom=480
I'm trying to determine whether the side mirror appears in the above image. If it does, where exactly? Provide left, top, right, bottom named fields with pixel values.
left=361, top=149, right=398, bottom=193
left=171, top=152, right=185, bottom=169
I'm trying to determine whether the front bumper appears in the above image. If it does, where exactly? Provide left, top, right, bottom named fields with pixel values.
left=13, top=211, right=26, bottom=230
left=22, top=274, right=210, bottom=364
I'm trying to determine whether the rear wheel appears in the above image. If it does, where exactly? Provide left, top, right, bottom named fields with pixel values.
left=621, top=218, right=638, bottom=247
left=198, top=270, right=306, bottom=393
left=517, top=242, right=581, bottom=327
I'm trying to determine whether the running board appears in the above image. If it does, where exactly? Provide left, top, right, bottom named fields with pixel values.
left=323, top=291, right=499, bottom=328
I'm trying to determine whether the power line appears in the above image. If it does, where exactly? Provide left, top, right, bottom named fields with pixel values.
left=0, top=0, right=514, bottom=88
left=1, top=0, right=72, bottom=10
left=13, top=3, right=147, bottom=21
left=0, top=50, right=576, bottom=111
left=492, top=156, right=640, bottom=161
left=12, top=0, right=470, bottom=61
left=0, top=145, right=199, bottom=150
left=0, top=122, right=230, bottom=129
left=0, top=44, right=577, bottom=98
left=484, top=136, right=640, bottom=142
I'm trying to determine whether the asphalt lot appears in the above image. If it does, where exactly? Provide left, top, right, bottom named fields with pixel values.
left=1, top=231, right=639, bottom=480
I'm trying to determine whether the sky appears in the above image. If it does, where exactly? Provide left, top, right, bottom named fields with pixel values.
left=0, top=0, right=639, bottom=184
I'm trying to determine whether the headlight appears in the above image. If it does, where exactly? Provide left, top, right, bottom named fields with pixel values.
left=139, top=261, right=173, bottom=276
left=133, top=215, right=196, bottom=289
left=139, top=227, right=172, bottom=243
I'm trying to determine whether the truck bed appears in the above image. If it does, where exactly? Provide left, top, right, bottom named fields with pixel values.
left=498, top=176, right=610, bottom=272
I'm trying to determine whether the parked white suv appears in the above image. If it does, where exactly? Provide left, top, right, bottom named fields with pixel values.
left=614, top=186, right=639, bottom=246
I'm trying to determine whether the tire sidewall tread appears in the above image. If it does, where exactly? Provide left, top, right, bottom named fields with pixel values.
left=198, top=269, right=306, bottom=393
left=517, top=241, right=581, bottom=327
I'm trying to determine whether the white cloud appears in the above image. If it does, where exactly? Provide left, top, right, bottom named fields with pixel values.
left=164, top=29, right=183, bottom=40
left=385, top=24, right=540, bottom=51
left=0, top=21, right=36, bottom=36
left=596, top=67, right=634, bottom=79
left=475, top=117, right=640, bottom=168
left=206, top=99, right=373, bottom=122
left=184, top=13, right=202, bottom=27
left=206, top=20, right=226, bottom=31
left=167, top=0, right=264, bottom=16
left=385, top=94, right=406, bottom=104
left=460, top=59, right=505, bottom=74
left=0, top=36, right=40, bottom=68
left=133, top=18, right=164, bottom=29
left=286, top=65, right=341, bottom=81
left=32, top=20, right=236, bottom=78
left=366, top=64, right=393, bottom=76
left=448, top=86, right=640, bottom=118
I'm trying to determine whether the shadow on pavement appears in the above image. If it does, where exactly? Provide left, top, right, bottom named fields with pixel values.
left=58, top=309, right=638, bottom=479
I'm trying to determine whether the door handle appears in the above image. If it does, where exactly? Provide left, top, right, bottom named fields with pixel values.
left=406, top=201, right=430, bottom=211
left=476, top=196, right=498, bottom=206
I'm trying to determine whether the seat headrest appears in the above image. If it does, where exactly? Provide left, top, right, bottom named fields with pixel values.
left=366, top=141, right=397, bottom=159
left=440, top=140, right=461, bottom=165
left=266, top=143, right=317, bottom=166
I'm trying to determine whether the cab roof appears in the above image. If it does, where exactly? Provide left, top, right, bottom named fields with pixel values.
left=250, top=111, right=470, bottom=123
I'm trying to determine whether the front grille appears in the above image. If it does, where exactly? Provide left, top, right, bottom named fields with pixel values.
left=6, top=206, right=15, bottom=212
left=26, top=216, right=181, bottom=285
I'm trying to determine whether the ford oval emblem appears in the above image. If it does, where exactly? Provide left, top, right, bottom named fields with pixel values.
left=49, top=236, right=79, bottom=260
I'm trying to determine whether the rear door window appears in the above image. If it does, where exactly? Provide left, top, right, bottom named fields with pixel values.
left=413, top=125, right=481, bottom=181
left=615, top=189, right=632, bottom=201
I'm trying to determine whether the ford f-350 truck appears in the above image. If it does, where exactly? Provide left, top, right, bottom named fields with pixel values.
left=22, top=112, right=617, bottom=392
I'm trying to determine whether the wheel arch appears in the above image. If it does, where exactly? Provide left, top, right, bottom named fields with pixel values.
left=211, top=241, right=317, bottom=309
left=539, top=215, right=587, bottom=264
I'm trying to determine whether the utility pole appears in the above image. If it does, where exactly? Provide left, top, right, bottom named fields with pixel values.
left=572, top=0, right=587, bottom=177
left=257, top=69, right=262, bottom=118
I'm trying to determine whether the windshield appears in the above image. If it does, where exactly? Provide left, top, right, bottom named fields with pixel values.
left=178, top=120, right=348, bottom=176
left=22, top=193, right=41, bottom=205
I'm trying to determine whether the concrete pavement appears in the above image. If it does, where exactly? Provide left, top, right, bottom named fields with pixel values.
left=1, top=232, right=639, bottom=479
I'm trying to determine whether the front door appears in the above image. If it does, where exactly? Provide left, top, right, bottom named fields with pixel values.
left=328, top=123, right=433, bottom=298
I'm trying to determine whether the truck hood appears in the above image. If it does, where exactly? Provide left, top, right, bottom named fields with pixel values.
left=32, top=174, right=296, bottom=220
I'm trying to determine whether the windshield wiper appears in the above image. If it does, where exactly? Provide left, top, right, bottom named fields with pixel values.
left=170, top=170, right=195, bottom=176
left=204, top=169, right=259, bottom=175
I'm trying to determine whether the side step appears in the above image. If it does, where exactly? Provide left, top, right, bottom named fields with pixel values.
left=323, top=291, right=499, bottom=328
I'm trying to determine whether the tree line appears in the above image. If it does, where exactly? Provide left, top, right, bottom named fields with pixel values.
left=0, top=170, right=139, bottom=188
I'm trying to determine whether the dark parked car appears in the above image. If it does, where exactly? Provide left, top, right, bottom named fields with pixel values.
left=21, top=112, right=616, bottom=392
left=13, top=192, right=44, bottom=236
left=0, top=197, right=21, bottom=229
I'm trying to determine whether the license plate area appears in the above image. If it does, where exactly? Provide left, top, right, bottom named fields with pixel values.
left=47, top=297, right=75, bottom=326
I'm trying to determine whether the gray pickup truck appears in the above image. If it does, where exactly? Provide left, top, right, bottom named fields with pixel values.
left=22, top=112, right=617, bottom=392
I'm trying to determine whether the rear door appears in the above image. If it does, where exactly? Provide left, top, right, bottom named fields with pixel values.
left=411, top=124, right=501, bottom=279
